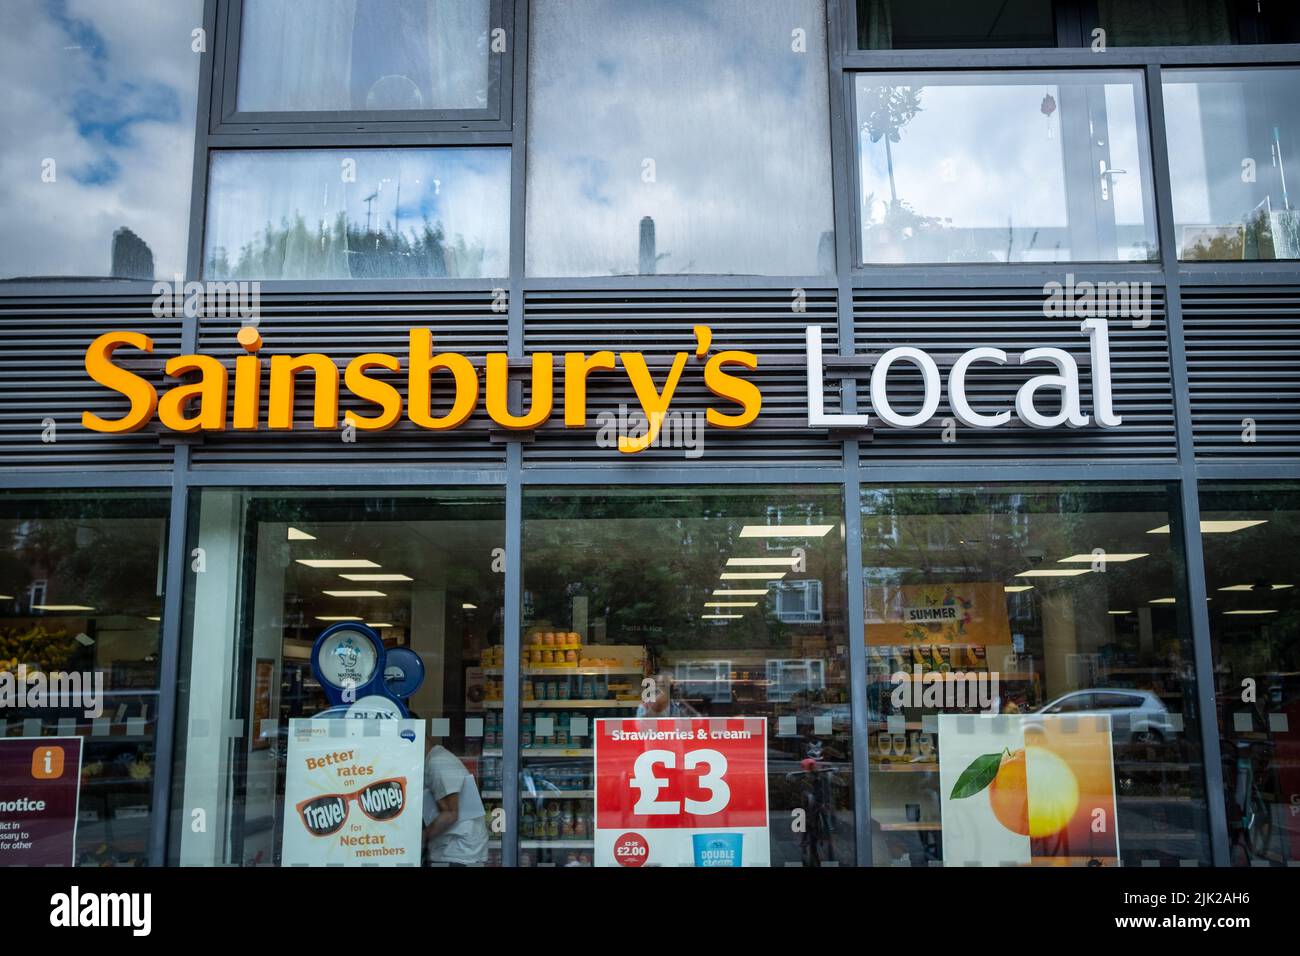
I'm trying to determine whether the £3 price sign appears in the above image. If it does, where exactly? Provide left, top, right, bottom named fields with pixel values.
left=593, top=717, right=769, bottom=868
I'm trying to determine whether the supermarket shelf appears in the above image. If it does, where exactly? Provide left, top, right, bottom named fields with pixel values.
left=483, top=668, right=643, bottom=676
left=483, top=790, right=594, bottom=800
left=520, top=840, right=593, bottom=849
left=523, top=748, right=594, bottom=758
left=485, top=699, right=639, bottom=709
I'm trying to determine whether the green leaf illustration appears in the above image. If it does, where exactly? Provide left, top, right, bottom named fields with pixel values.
left=949, top=752, right=1004, bottom=800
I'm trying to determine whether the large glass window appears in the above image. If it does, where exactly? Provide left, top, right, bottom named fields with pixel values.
left=1199, top=483, right=1298, bottom=866
left=855, top=71, right=1158, bottom=264
left=525, top=0, right=835, bottom=277
left=0, top=0, right=202, bottom=280
left=203, top=148, right=510, bottom=279
left=521, top=487, right=853, bottom=867
left=1096, top=1, right=1299, bottom=46
left=1164, top=68, right=1300, bottom=261
left=862, top=485, right=1210, bottom=866
left=170, top=490, right=505, bottom=867
left=857, top=0, right=1058, bottom=49
left=236, top=0, right=491, bottom=113
left=0, top=492, right=168, bottom=866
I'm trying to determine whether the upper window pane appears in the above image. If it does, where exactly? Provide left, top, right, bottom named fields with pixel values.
left=1164, top=68, right=1300, bottom=262
left=858, top=0, right=1057, bottom=49
left=1096, top=0, right=1299, bottom=46
left=203, top=148, right=510, bottom=280
left=236, top=0, right=490, bottom=112
left=0, top=0, right=202, bottom=281
left=526, top=0, right=834, bottom=277
left=855, top=71, right=1158, bottom=264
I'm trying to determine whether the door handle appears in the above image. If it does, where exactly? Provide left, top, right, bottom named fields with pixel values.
left=1099, top=161, right=1128, bottom=201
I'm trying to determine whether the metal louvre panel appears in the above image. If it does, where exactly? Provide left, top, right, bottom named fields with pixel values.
left=0, top=297, right=179, bottom=471
left=192, top=293, right=507, bottom=468
left=852, top=288, right=1176, bottom=462
left=1183, top=286, right=1300, bottom=459
left=522, top=289, right=842, bottom=466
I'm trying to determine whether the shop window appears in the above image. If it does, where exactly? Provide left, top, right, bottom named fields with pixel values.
left=854, top=71, right=1158, bottom=264
left=1163, top=68, right=1300, bottom=262
left=170, top=490, right=505, bottom=867
left=235, top=0, right=492, bottom=113
left=862, top=484, right=1211, bottom=867
left=1198, top=483, right=1299, bottom=866
left=0, top=0, right=202, bottom=281
left=1094, top=1, right=1300, bottom=46
left=202, top=148, right=510, bottom=280
left=0, top=492, right=169, bottom=866
left=521, top=486, right=853, bottom=867
left=857, top=0, right=1058, bottom=49
left=525, top=0, right=835, bottom=277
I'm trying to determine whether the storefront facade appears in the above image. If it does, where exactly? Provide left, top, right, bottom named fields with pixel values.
left=1, top=0, right=1298, bottom=868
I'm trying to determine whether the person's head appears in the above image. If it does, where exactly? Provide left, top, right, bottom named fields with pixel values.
left=646, top=671, right=674, bottom=712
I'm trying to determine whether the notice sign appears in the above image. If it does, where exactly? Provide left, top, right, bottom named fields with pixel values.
left=594, top=717, right=769, bottom=867
left=0, top=737, right=82, bottom=866
left=938, top=714, right=1120, bottom=866
left=282, top=718, right=425, bottom=866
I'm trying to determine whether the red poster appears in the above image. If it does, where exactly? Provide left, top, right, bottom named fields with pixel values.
left=0, top=737, right=83, bottom=866
left=593, top=717, right=769, bottom=867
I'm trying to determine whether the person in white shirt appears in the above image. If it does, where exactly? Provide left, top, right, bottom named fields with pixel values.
left=421, top=735, right=489, bottom=866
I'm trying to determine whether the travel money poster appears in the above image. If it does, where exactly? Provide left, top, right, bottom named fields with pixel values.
left=0, top=737, right=82, bottom=866
left=937, top=714, right=1120, bottom=866
left=593, top=717, right=769, bottom=867
left=282, top=718, right=425, bottom=866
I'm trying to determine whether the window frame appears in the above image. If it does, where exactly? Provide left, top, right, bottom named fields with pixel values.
left=210, top=0, right=513, bottom=135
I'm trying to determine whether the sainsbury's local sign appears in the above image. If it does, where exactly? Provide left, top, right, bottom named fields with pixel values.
left=80, top=318, right=1119, bottom=451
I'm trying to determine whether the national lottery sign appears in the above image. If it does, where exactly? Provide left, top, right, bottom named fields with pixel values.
left=593, top=717, right=769, bottom=867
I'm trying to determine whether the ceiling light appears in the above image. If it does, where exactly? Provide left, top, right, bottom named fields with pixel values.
left=146, top=615, right=161, bottom=622
left=1218, top=584, right=1293, bottom=592
left=1147, top=520, right=1267, bottom=534
left=0, top=594, right=13, bottom=601
left=322, top=590, right=387, bottom=598
left=726, top=557, right=800, bottom=568
left=712, top=589, right=769, bottom=596
left=339, top=574, right=413, bottom=582
left=287, top=527, right=316, bottom=541
left=31, top=604, right=95, bottom=611
left=462, top=603, right=477, bottom=610
left=315, top=615, right=364, bottom=622
left=1003, top=585, right=1034, bottom=593
left=1058, top=553, right=1148, bottom=563
left=365, top=622, right=393, bottom=629
left=739, top=525, right=833, bottom=538
left=1150, top=597, right=1176, bottom=604
left=1107, top=610, right=1131, bottom=615
left=296, top=559, right=381, bottom=569
left=704, top=601, right=758, bottom=608
left=702, top=614, right=743, bottom=620
left=1224, top=609, right=1278, bottom=616
left=721, top=572, right=788, bottom=581
left=1014, top=569, right=1091, bottom=578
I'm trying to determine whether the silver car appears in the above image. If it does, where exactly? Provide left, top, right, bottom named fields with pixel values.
left=1036, top=688, right=1175, bottom=744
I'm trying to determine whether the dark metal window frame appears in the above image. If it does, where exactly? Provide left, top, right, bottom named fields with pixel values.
left=4, top=0, right=1300, bottom=868
left=210, top=0, right=512, bottom=135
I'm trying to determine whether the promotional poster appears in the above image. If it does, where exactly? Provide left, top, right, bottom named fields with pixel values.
left=593, top=717, right=769, bottom=868
left=281, top=719, right=425, bottom=866
left=938, top=714, right=1120, bottom=867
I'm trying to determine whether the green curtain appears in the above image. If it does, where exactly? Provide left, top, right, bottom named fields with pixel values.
left=1098, top=0, right=1233, bottom=45
left=857, top=0, right=894, bottom=50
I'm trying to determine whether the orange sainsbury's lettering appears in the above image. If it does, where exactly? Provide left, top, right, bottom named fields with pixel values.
left=82, top=330, right=159, bottom=433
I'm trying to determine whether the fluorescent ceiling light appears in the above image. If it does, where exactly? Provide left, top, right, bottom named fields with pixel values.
left=146, top=615, right=161, bottom=622
left=701, top=614, right=743, bottom=620
left=315, top=615, right=363, bottom=622
left=739, top=525, right=833, bottom=538
left=704, top=601, right=758, bottom=608
left=296, top=559, right=381, bottom=569
left=725, top=557, right=800, bottom=568
left=1150, top=597, right=1176, bottom=604
left=339, top=574, right=412, bottom=582
left=712, top=589, right=769, bottom=596
left=1058, top=553, right=1148, bottom=563
left=1224, top=609, right=1278, bottom=616
left=1107, top=610, right=1131, bottom=615
left=461, top=603, right=477, bottom=610
left=365, top=622, right=393, bottom=629
left=1003, top=585, right=1034, bottom=593
left=0, top=594, right=13, bottom=600
left=287, top=527, right=316, bottom=541
left=1014, top=569, right=1091, bottom=578
left=720, top=572, right=788, bottom=581
left=1218, top=584, right=1293, bottom=592
left=322, top=590, right=387, bottom=598
left=31, top=604, right=94, bottom=611
left=1147, top=520, right=1267, bottom=534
